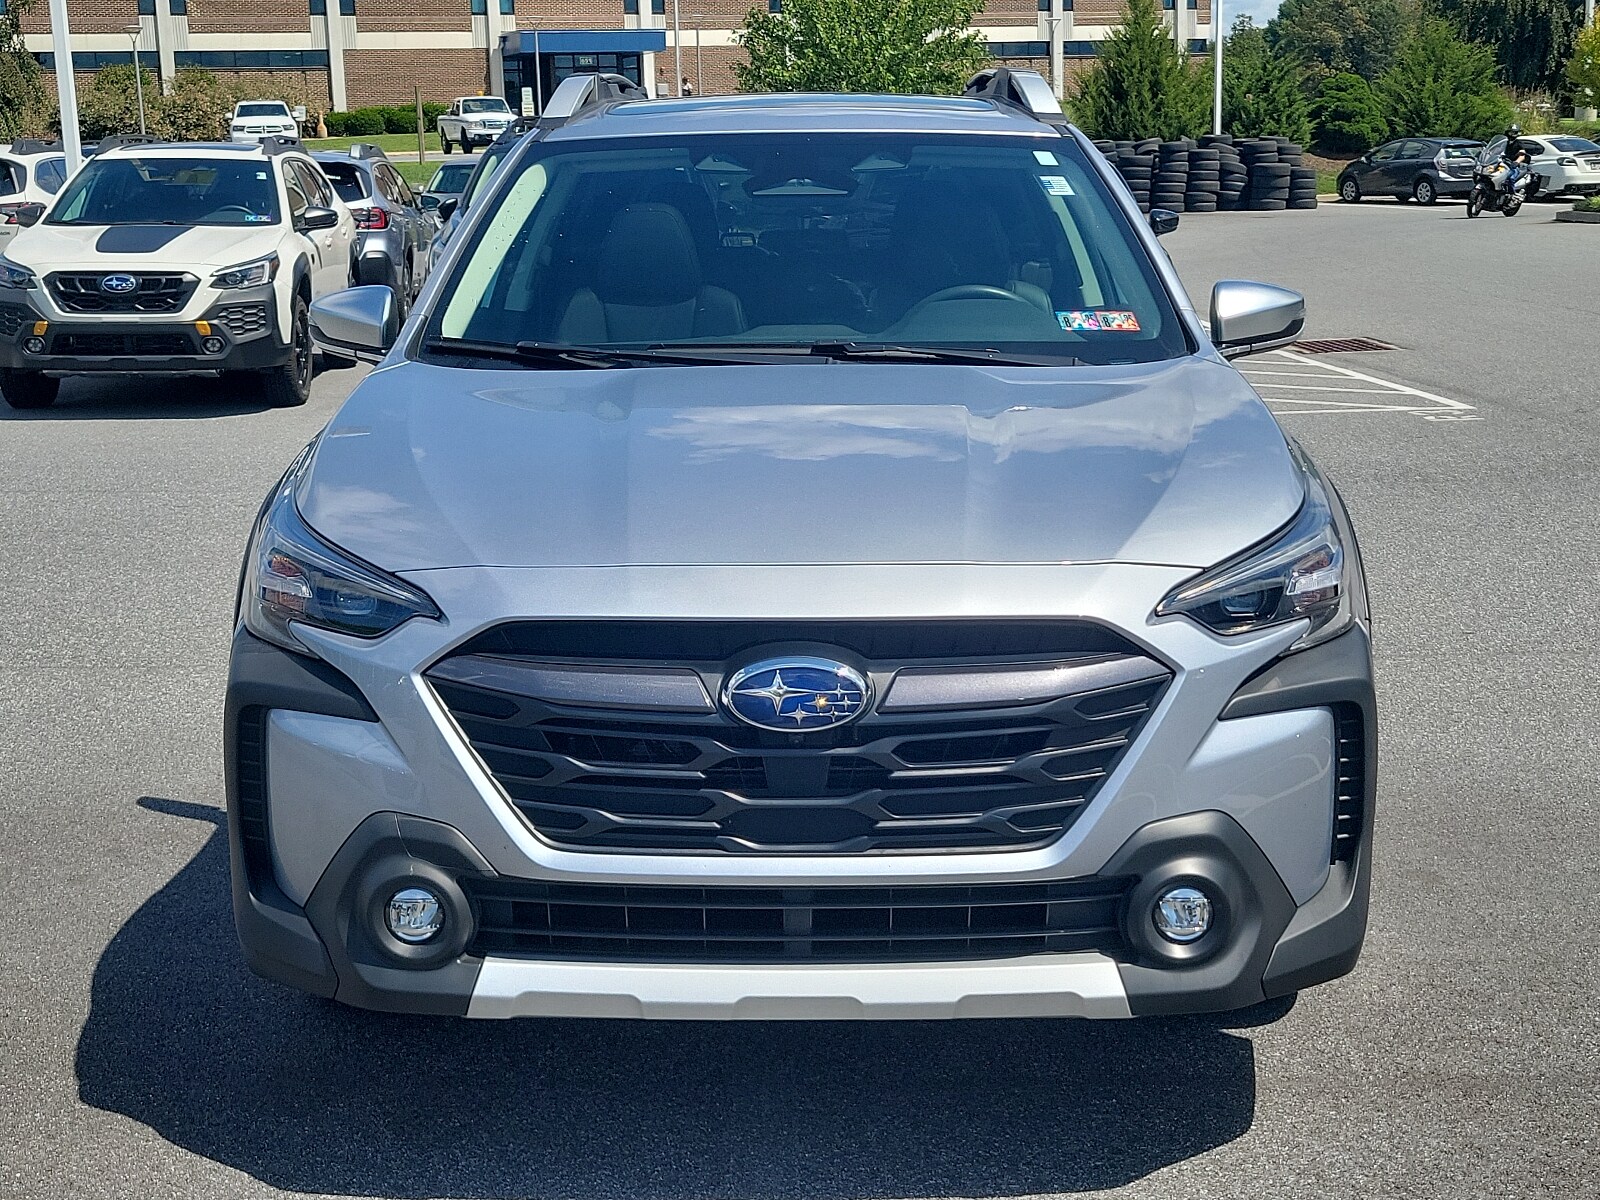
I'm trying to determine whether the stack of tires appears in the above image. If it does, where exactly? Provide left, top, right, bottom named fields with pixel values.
left=1185, top=146, right=1221, bottom=213
left=1153, top=142, right=1191, bottom=212
left=1200, top=135, right=1250, bottom=211
left=1239, top=139, right=1290, bottom=210
left=1111, top=141, right=1155, bottom=212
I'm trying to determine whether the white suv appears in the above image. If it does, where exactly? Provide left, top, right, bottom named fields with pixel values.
left=0, top=139, right=69, bottom=253
left=230, top=100, right=300, bottom=144
left=0, top=139, right=356, bottom=409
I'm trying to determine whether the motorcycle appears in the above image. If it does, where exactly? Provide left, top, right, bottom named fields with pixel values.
left=1467, top=159, right=1539, bottom=217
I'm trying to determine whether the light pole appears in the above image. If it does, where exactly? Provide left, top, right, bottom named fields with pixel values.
left=1039, top=0, right=1064, bottom=102
left=1212, top=0, right=1223, bottom=136
left=124, top=24, right=147, bottom=136
left=48, top=0, right=83, bottom=170
left=672, top=0, right=683, bottom=96
left=1585, top=0, right=1598, bottom=121
left=532, top=22, right=543, bottom=115
left=690, top=13, right=702, bottom=95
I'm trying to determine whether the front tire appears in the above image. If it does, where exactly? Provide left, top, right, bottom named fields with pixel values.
left=1467, top=187, right=1483, bottom=218
left=440, top=134, right=452, bottom=154
left=1414, top=177, right=1437, bottom=205
left=1338, top=177, right=1361, bottom=203
left=258, top=295, right=314, bottom=408
left=1503, top=195, right=1523, bottom=216
left=0, top=369, right=59, bottom=409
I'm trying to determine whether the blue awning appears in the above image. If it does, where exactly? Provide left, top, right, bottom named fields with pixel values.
left=500, top=29, right=667, bottom=56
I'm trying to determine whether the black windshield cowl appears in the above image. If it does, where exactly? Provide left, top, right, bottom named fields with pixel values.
left=667, top=341, right=1084, bottom=367
left=421, top=338, right=775, bottom=369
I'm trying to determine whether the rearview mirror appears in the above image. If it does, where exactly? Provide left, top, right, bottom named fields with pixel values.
left=298, top=206, right=339, bottom=232
left=437, top=198, right=458, bottom=222
left=1210, top=280, right=1305, bottom=360
left=419, top=193, right=441, bottom=211
left=309, top=286, right=397, bottom=365
left=1148, top=208, right=1180, bottom=236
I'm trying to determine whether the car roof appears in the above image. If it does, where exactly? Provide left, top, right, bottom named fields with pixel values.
left=542, top=93, right=1061, bottom=143
left=99, top=142, right=275, bottom=157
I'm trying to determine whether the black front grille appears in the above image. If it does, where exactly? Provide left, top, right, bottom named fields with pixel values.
left=428, top=622, right=1170, bottom=855
left=48, top=272, right=197, bottom=313
left=50, top=331, right=196, bottom=356
left=464, top=876, right=1134, bottom=962
left=1332, top=704, right=1364, bottom=862
left=212, top=302, right=270, bottom=337
left=0, top=302, right=33, bottom=337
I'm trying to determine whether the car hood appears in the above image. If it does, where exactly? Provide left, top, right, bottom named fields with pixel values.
left=7, top=222, right=280, bottom=271
left=299, top=358, right=1304, bottom=573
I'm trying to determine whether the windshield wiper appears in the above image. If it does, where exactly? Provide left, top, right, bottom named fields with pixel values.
left=421, top=338, right=763, bottom=369
left=665, top=341, right=1083, bottom=367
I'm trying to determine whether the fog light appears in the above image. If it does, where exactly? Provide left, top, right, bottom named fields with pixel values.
left=22, top=336, right=45, bottom=354
left=1153, top=886, right=1212, bottom=943
left=202, top=336, right=226, bottom=354
left=385, top=887, right=445, bottom=943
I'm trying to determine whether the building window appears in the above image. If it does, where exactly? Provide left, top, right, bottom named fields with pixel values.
left=499, top=0, right=513, bottom=12
left=1037, top=0, right=1074, bottom=9
left=1162, top=0, right=1174, bottom=8
left=623, top=0, right=638, bottom=10
left=470, top=0, right=485, bottom=11
left=1187, top=38, right=1208, bottom=53
left=338, top=0, right=354, bottom=13
left=310, top=0, right=324, bottom=12
left=1187, top=0, right=1198, bottom=7
left=651, top=0, right=664, bottom=11
left=169, top=0, right=186, bottom=13
left=137, top=0, right=154, bottom=13
left=767, top=0, right=781, bottom=9
left=171, top=49, right=330, bottom=69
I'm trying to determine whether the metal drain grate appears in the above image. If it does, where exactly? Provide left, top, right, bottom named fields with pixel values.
left=1291, top=337, right=1398, bottom=354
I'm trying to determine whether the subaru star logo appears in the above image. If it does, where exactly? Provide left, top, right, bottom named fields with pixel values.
left=100, top=274, right=138, bottom=295
left=723, top=656, right=870, bottom=732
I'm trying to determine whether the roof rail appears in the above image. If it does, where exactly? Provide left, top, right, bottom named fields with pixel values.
left=538, top=71, right=649, bottom=126
left=962, top=68, right=1064, bottom=119
left=7, top=138, right=63, bottom=156
left=86, top=133, right=163, bottom=156
left=346, top=141, right=388, bottom=160
left=259, top=135, right=306, bottom=155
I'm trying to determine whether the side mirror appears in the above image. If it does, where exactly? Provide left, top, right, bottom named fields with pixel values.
left=437, top=198, right=458, bottom=222
left=14, top=202, right=45, bottom=227
left=309, top=286, right=397, bottom=365
left=1210, top=280, right=1305, bottom=360
left=298, top=206, right=339, bottom=232
left=419, top=193, right=441, bottom=211
left=1148, top=208, right=1180, bottom=236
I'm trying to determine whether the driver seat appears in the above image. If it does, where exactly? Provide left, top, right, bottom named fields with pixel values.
left=558, top=204, right=746, bottom=344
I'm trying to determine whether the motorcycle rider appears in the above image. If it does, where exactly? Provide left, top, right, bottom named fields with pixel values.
left=1501, top=125, right=1532, bottom=197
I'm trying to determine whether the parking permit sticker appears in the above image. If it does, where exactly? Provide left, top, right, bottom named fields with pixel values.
left=1058, top=310, right=1101, bottom=331
left=1098, top=311, right=1142, bottom=332
left=1038, top=175, right=1075, bottom=196
left=1034, top=150, right=1059, bottom=166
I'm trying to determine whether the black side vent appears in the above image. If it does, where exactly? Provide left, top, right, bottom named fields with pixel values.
left=234, top=707, right=274, bottom=883
left=1332, top=703, right=1364, bottom=862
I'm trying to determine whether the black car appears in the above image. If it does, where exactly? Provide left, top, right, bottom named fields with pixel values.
left=312, top=145, right=440, bottom=314
left=1337, top=138, right=1482, bottom=205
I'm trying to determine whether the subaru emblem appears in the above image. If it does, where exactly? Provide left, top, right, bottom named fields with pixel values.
left=100, top=274, right=138, bottom=295
left=723, top=656, right=870, bottom=732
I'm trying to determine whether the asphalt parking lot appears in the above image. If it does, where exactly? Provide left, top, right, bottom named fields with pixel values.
left=1, top=201, right=1596, bottom=1199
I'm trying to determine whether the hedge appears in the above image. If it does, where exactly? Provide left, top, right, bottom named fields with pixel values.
left=322, top=104, right=449, bottom=136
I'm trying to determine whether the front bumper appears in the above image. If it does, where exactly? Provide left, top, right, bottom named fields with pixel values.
left=0, top=289, right=285, bottom=375
left=226, top=559, right=1376, bottom=1020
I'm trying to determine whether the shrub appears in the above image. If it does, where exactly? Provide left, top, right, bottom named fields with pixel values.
left=1315, top=72, right=1388, bottom=152
left=1577, top=193, right=1600, bottom=212
left=158, top=67, right=241, bottom=140
left=1377, top=16, right=1514, bottom=141
left=341, top=108, right=387, bottom=136
left=1072, top=0, right=1209, bottom=140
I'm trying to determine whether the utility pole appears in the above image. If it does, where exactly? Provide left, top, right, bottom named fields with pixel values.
left=125, top=25, right=147, bottom=136
left=1212, top=0, right=1223, bottom=136
left=1585, top=0, right=1598, bottom=121
left=672, top=0, right=683, bottom=96
left=48, top=0, right=83, bottom=170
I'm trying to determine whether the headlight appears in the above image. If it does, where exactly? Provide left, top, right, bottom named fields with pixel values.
left=231, top=124, right=247, bottom=132
left=0, top=255, right=37, bottom=289
left=242, top=449, right=441, bottom=654
left=212, top=255, right=277, bottom=290
left=1157, top=450, right=1362, bottom=652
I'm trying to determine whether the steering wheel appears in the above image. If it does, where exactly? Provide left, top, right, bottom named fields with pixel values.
left=207, top=205, right=259, bottom=219
left=913, top=285, right=1028, bottom=307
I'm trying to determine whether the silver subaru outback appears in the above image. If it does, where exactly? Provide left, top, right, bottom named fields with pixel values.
left=228, top=70, right=1374, bottom=1021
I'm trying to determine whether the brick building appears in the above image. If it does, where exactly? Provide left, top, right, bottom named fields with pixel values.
left=15, top=0, right=1213, bottom=114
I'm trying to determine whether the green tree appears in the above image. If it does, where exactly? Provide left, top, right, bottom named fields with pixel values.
left=1223, top=16, right=1313, bottom=143
left=1071, top=0, right=1208, bottom=140
left=1268, top=0, right=1410, bottom=82
left=159, top=68, right=245, bottom=140
left=1566, top=16, right=1600, bottom=112
left=1435, top=0, right=1585, bottom=93
left=734, top=0, right=988, bottom=94
left=0, top=0, right=48, bottom=139
left=1377, top=15, right=1514, bottom=140
left=1314, top=72, right=1389, bottom=152
left=77, top=65, right=161, bottom=141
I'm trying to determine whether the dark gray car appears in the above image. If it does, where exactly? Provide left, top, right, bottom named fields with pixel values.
left=313, top=146, right=439, bottom=313
left=1337, top=137, right=1482, bottom=204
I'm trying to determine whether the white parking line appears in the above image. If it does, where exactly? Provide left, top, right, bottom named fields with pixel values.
left=1239, top=349, right=1481, bottom=420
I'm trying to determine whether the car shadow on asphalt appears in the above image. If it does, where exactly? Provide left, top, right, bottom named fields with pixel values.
left=76, top=798, right=1262, bottom=1199
left=0, top=375, right=276, bottom=419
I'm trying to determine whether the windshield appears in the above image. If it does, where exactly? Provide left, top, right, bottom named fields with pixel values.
left=1548, top=137, right=1600, bottom=154
left=319, top=161, right=370, bottom=204
left=427, top=133, right=1188, bottom=366
left=426, top=162, right=476, bottom=194
left=462, top=98, right=511, bottom=115
left=47, top=156, right=280, bottom=226
left=238, top=103, right=291, bottom=118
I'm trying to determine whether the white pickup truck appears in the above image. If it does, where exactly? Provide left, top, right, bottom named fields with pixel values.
left=436, top=97, right=515, bottom=153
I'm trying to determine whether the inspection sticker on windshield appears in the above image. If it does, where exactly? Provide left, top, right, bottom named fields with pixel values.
left=1099, top=311, right=1141, bottom=332
left=1058, top=311, right=1101, bottom=331
left=1038, top=175, right=1075, bottom=196
left=1058, top=310, right=1141, bottom=333
left=1034, top=150, right=1059, bottom=166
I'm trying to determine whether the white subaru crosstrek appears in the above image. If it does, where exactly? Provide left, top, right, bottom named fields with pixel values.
left=0, top=138, right=356, bottom=408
